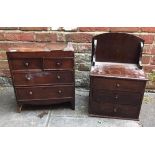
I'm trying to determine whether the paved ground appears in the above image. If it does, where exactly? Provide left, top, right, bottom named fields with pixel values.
left=0, top=87, right=154, bottom=127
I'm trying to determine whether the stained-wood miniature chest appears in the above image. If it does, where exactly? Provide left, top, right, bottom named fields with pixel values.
left=7, top=49, right=75, bottom=112
left=89, top=33, right=148, bottom=120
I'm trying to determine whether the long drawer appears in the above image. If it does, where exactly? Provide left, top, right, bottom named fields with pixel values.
left=12, top=71, right=74, bottom=86
left=93, top=90, right=142, bottom=106
left=91, top=77, right=146, bottom=92
left=89, top=101, right=140, bottom=119
left=15, top=85, right=74, bottom=101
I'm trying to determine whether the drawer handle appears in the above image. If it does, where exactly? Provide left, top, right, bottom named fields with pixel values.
left=116, top=83, right=120, bottom=88
left=25, top=62, right=29, bottom=67
left=29, top=91, right=33, bottom=95
left=56, top=62, right=61, bottom=66
left=57, top=75, right=61, bottom=79
left=58, top=90, right=62, bottom=94
left=114, top=108, right=117, bottom=113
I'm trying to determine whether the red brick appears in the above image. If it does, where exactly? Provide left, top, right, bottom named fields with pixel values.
left=141, top=27, right=155, bottom=32
left=76, top=43, right=92, bottom=53
left=0, top=51, right=7, bottom=60
left=0, top=33, right=5, bottom=41
left=0, top=69, right=11, bottom=77
left=142, top=55, right=151, bottom=64
left=35, top=33, right=57, bottom=42
left=79, top=27, right=110, bottom=32
left=0, top=27, right=19, bottom=30
left=0, top=42, right=66, bottom=51
left=110, top=27, right=140, bottom=32
left=66, top=33, right=93, bottom=43
left=139, top=35, right=154, bottom=44
left=143, top=45, right=151, bottom=54
left=143, top=65, right=155, bottom=73
left=20, top=27, right=48, bottom=31
left=4, top=32, right=34, bottom=41
left=150, top=56, right=155, bottom=65
left=150, top=46, right=155, bottom=54
left=0, top=61, right=9, bottom=69
left=150, top=49, right=155, bottom=55
left=57, top=33, right=65, bottom=42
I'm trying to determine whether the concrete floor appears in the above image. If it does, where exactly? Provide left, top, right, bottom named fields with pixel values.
left=0, top=87, right=154, bottom=127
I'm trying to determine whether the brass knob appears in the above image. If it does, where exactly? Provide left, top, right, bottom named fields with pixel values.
left=57, top=75, right=61, bottom=79
left=58, top=90, right=62, bottom=94
left=116, top=83, right=120, bottom=88
left=25, top=62, right=29, bottom=67
left=56, top=62, right=61, bottom=66
left=114, top=108, right=117, bottom=113
left=29, top=91, right=33, bottom=95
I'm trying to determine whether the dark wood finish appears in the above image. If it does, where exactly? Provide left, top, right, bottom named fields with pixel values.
left=7, top=50, right=75, bottom=112
left=10, top=58, right=42, bottom=70
left=92, top=33, right=144, bottom=64
left=91, top=77, right=146, bottom=92
left=89, top=33, right=148, bottom=120
left=8, top=50, right=74, bottom=59
left=43, top=58, right=74, bottom=70
left=93, top=90, right=142, bottom=106
left=15, top=85, right=74, bottom=101
left=12, top=71, right=73, bottom=86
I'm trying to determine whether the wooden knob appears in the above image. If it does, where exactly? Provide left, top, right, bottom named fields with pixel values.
left=26, top=77, right=31, bottom=81
left=58, top=90, right=62, bottom=94
left=29, top=91, right=33, bottom=95
left=56, top=62, right=61, bottom=66
left=115, top=95, right=118, bottom=99
left=114, top=108, right=117, bottom=113
left=57, top=75, right=61, bottom=79
left=116, top=83, right=120, bottom=88
left=25, top=62, right=29, bottom=67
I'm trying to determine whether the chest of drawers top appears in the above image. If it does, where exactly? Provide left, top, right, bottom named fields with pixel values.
left=7, top=50, right=74, bottom=71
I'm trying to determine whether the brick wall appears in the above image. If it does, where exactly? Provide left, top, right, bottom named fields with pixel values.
left=0, top=27, right=155, bottom=89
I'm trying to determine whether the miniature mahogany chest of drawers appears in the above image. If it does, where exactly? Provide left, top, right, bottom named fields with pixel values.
left=7, top=49, right=75, bottom=112
left=89, top=33, right=148, bottom=120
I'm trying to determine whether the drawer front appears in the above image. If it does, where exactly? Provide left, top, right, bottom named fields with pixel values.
left=93, top=90, right=142, bottom=106
left=91, top=77, right=146, bottom=92
left=114, top=105, right=140, bottom=119
left=43, top=58, right=74, bottom=70
left=89, top=100, right=140, bottom=119
left=89, top=99, right=114, bottom=116
left=13, top=71, right=74, bottom=86
left=10, top=58, right=42, bottom=70
left=15, top=85, right=74, bottom=101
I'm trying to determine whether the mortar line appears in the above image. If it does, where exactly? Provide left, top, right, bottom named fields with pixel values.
left=45, top=110, right=52, bottom=127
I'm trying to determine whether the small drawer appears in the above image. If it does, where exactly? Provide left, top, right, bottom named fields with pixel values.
left=10, top=58, right=42, bottom=70
left=13, top=71, right=74, bottom=86
left=15, top=85, right=74, bottom=101
left=91, top=77, right=146, bottom=92
left=93, top=90, right=142, bottom=106
left=114, top=105, right=140, bottom=119
left=43, top=58, right=74, bottom=70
